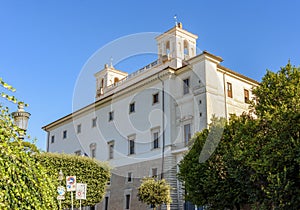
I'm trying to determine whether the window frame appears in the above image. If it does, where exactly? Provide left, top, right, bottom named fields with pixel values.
left=63, top=130, right=67, bottom=139
left=129, top=102, right=135, bottom=114
left=128, top=135, right=135, bottom=155
left=183, top=78, right=190, bottom=95
left=227, top=82, right=233, bottom=98
left=51, top=135, right=55, bottom=144
left=92, top=117, right=97, bottom=128
left=77, top=124, right=81, bottom=134
left=244, top=89, right=250, bottom=103
left=108, top=140, right=114, bottom=160
left=90, top=143, right=96, bottom=158
left=129, top=140, right=135, bottom=155
left=125, top=194, right=131, bottom=210
left=184, top=123, right=191, bottom=145
left=151, top=167, right=158, bottom=178
left=109, top=111, right=114, bottom=121
left=104, top=196, right=109, bottom=210
left=153, top=131, right=159, bottom=149
left=152, top=92, right=159, bottom=104
left=127, top=172, right=133, bottom=183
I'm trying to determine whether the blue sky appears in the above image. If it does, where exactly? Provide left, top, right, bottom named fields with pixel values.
left=1, top=0, right=299, bottom=150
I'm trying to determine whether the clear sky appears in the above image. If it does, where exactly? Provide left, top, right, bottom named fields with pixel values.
left=1, top=0, right=299, bottom=150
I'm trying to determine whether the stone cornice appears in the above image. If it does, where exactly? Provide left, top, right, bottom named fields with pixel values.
left=217, top=64, right=260, bottom=86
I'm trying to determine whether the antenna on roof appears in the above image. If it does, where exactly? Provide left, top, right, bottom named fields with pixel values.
left=174, top=15, right=178, bottom=26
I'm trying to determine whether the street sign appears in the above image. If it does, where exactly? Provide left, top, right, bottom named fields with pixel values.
left=57, top=186, right=66, bottom=196
left=57, top=195, right=65, bottom=200
left=66, top=176, right=76, bottom=192
left=76, top=183, right=87, bottom=200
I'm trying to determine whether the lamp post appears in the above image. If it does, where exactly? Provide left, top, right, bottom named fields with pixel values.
left=12, top=103, right=30, bottom=139
left=58, top=170, right=64, bottom=210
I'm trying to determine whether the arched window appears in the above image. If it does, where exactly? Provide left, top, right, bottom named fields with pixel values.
left=184, top=40, right=189, bottom=55
left=191, top=47, right=194, bottom=57
left=101, top=79, right=104, bottom=88
left=114, top=77, right=119, bottom=83
left=166, top=41, right=170, bottom=55
left=90, top=143, right=97, bottom=158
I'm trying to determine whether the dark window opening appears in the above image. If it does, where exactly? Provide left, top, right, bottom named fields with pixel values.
left=129, top=102, right=135, bottom=113
left=125, top=194, right=130, bottom=209
left=129, top=140, right=135, bottom=155
left=227, top=82, right=233, bottom=98
left=153, top=132, right=159, bottom=149
left=153, top=93, right=159, bottom=104
left=244, top=89, right=250, bottom=103
left=183, top=78, right=190, bottom=95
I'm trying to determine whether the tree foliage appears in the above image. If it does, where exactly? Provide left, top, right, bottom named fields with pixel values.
left=137, top=177, right=172, bottom=209
left=178, top=62, right=300, bottom=209
left=0, top=78, right=57, bottom=209
left=36, top=152, right=110, bottom=208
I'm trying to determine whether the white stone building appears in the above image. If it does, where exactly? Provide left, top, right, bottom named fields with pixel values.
left=43, top=23, right=258, bottom=210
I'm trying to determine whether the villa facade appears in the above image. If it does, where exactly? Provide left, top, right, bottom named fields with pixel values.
left=43, top=23, right=258, bottom=210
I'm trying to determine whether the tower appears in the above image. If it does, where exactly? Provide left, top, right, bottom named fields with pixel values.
left=94, top=64, right=128, bottom=99
left=155, top=23, right=198, bottom=68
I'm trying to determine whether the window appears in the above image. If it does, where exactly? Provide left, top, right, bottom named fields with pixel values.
left=166, top=41, right=170, bottom=55
left=108, top=141, right=114, bottom=159
left=129, top=102, right=135, bottom=113
left=129, top=140, right=135, bottom=155
left=77, top=124, right=81, bottom=134
left=114, top=77, right=119, bottom=83
left=127, top=172, right=133, bottom=183
left=244, top=89, right=250, bottom=103
left=125, top=194, right=131, bottom=209
left=91, top=148, right=96, bottom=158
left=74, top=150, right=81, bottom=156
left=184, top=40, right=189, bottom=55
left=152, top=168, right=158, bottom=178
left=153, top=132, right=159, bottom=149
left=107, top=175, right=111, bottom=186
left=63, top=130, right=67, bottom=139
left=90, top=143, right=96, bottom=158
left=101, top=79, right=104, bottom=88
left=104, top=196, right=109, bottom=210
left=227, top=82, right=233, bottom=98
left=152, top=93, right=159, bottom=104
left=128, top=135, right=135, bottom=155
left=51, top=135, right=55, bottom=143
left=109, top=111, right=114, bottom=121
left=184, top=124, right=191, bottom=145
left=92, top=118, right=97, bottom=127
left=183, top=78, right=190, bottom=95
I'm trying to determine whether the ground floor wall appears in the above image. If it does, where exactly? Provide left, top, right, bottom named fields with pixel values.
left=96, top=155, right=184, bottom=210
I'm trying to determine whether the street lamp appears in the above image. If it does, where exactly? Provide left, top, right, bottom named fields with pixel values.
left=12, top=103, right=30, bottom=139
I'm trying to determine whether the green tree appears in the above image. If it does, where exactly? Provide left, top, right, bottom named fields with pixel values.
left=178, top=62, right=300, bottom=209
left=36, top=152, right=110, bottom=208
left=246, top=62, right=300, bottom=208
left=178, top=116, right=256, bottom=209
left=137, top=177, right=172, bottom=210
left=0, top=78, right=57, bottom=209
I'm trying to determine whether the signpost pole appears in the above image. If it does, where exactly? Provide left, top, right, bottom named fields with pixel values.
left=79, top=199, right=82, bottom=210
left=71, top=191, right=74, bottom=210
